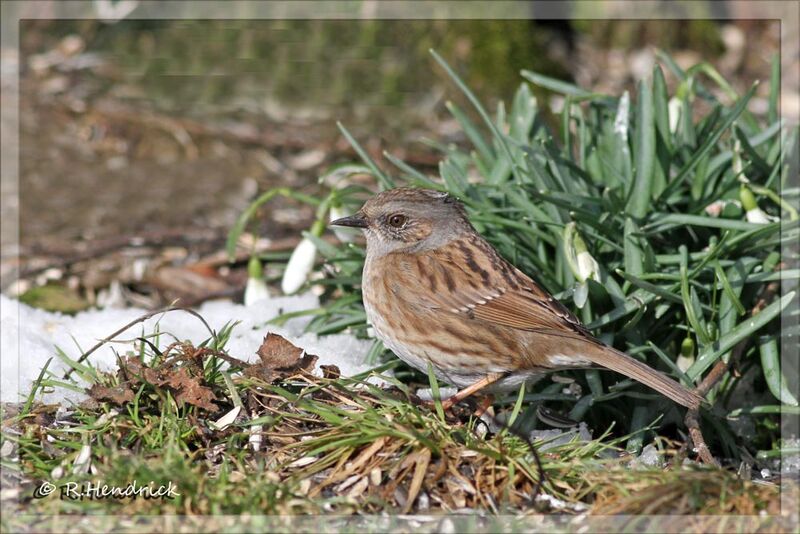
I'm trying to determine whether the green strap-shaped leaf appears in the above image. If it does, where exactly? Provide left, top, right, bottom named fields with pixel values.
left=759, top=336, right=799, bottom=406
left=626, top=79, right=655, bottom=218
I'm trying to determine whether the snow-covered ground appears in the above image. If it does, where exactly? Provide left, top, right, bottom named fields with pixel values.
left=0, top=293, right=377, bottom=405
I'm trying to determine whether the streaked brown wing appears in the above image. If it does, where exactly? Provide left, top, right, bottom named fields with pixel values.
left=418, top=237, right=596, bottom=343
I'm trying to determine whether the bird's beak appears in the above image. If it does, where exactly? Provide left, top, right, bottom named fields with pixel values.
left=330, top=214, right=368, bottom=228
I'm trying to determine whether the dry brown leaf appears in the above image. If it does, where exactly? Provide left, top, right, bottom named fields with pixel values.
left=119, top=353, right=220, bottom=412
left=255, top=333, right=303, bottom=368
left=166, top=367, right=219, bottom=412
left=119, top=355, right=167, bottom=386
left=87, top=384, right=135, bottom=405
left=245, top=333, right=318, bottom=381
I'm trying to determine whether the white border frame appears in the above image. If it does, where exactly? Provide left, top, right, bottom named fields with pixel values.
left=1, top=1, right=797, bottom=532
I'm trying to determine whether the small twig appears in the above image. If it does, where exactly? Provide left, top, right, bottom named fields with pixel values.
left=62, top=306, right=216, bottom=380
left=684, top=409, right=718, bottom=466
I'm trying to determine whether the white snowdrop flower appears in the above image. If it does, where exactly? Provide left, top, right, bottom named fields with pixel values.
left=249, top=420, right=263, bottom=453
left=614, top=91, right=630, bottom=142
left=740, top=186, right=776, bottom=225
left=244, top=256, right=270, bottom=306
left=668, top=97, right=681, bottom=134
left=746, top=208, right=775, bottom=224
left=245, top=277, right=270, bottom=305
left=576, top=251, right=601, bottom=283
left=563, top=222, right=600, bottom=284
left=281, top=237, right=317, bottom=295
left=72, top=444, right=92, bottom=475
left=549, top=95, right=565, bottom=114
left=676, top=354, right=695, bottom=373
left=329, top=204, right=357, bottom=243
left=51, top=465, right=64, bottom=480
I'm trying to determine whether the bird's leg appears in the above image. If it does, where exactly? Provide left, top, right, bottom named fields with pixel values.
left=473, top=394, right=495, bottom=418
left=440, top=372, right=506, bottom=411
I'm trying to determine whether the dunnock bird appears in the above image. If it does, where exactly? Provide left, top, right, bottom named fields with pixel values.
left=331, top=188, right=702, bottom=410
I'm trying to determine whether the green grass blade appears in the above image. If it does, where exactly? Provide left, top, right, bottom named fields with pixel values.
left=382, top=151, right=440, bottom=188
left=615, top=270, right=687, bottom=308
left=680, top=246, right=711, bottom=345
left=652, top=65, right=672, bottom=153
left=445, top=100, right=495, bottom=165
left=715, top=260, right=746, bottom=316
left=430, top=49, right=516, bottom=174
left=337, top=122, right=394, bottom=190
left=22, top=357, right=53, bottom=416
left=520, top=69, right=600, bottom=99
left=500, top=384, right=527, bottom=439
left=426, top=362, right=446, bottom=422
left=644, top=213, right=771, bottom=232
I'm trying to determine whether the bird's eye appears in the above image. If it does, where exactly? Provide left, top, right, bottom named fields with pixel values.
left=388, top=214, right=407, bottom=228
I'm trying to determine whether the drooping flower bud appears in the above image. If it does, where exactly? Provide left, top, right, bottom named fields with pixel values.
left=667, top=96, right=682, bottom=134
left=281, top=220, right=324, bottom=295
left=614, top=91, right=630, bottom=142
left=244, top=256, right=269, bottom=306
left=564, top=222, right=600, bottom=283
left=577, top=250, right=600, bottom=284
left=740, top=185, right=775, bottom=224
left=72, top=444, right=92, bottom=475
left=677, top=335, right=695, bottom=373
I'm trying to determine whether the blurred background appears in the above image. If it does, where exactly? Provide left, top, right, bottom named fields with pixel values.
left=1, top=1, right=792, bottom=310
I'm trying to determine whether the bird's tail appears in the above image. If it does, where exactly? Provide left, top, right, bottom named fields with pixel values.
left=588, top=345, right=702, bottom=409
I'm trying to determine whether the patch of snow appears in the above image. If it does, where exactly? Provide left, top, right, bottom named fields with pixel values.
left=629, top=443, right=664, bottom=469
left=415, top=387, right=458, bottom=402
left=536, top=492, right=589, bottom=512
left=0, top=293, right=378, bottom=404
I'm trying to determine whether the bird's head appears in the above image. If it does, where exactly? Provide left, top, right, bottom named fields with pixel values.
left=330, top=187, right=472, bottom=256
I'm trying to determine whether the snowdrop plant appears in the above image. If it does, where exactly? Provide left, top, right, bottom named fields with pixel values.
left=229, top=50, right=797, bottom=463
left=281, top=220, right=325, bottom=295
left=741, top=186, right=775, bottom=224
left=563, top=222, right=600, bottom=309
left=244, top=256, right=270, bottom=305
